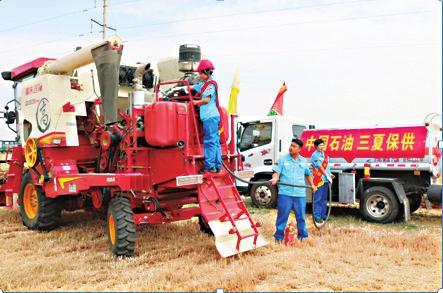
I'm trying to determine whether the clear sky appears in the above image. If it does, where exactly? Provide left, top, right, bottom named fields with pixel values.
left=0, top=0, right=441, bottom=140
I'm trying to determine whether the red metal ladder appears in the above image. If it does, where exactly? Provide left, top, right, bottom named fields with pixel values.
left=200, top=172, right=260, bottom=252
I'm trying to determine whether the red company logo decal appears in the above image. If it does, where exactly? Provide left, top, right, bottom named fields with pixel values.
left=24, top=83, right=43, bottom=95
left=261, top=149, right=270, bottom=156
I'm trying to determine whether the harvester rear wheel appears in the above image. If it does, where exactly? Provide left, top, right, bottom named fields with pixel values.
left=107, top=197, right=136, bottom=257
left=19, top=172, right=62, bottom=230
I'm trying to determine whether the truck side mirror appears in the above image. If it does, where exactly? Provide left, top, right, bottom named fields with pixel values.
left=1, top=71, right=12, bottom=81
left=5, top=111, right=16, bottom=124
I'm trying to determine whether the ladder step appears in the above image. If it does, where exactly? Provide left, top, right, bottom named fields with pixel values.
left=239, top=233, right=259, bottom=240
left=217, top=184, right=233, bottom=189
left=223, top=207, right=242, bottom=214
left=223, top=199, right=244, bottom=206
left=223, top=202, right=245, bottom=211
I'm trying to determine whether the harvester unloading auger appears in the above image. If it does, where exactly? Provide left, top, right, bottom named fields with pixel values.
left=0, top=37, right=267, bottom=257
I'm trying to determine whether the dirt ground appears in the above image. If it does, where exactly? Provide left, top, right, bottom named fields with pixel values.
left=0, top=199, right=441, bottom=292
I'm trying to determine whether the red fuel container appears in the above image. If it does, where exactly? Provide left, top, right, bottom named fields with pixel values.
left=144, top=102, right=188, bottom=147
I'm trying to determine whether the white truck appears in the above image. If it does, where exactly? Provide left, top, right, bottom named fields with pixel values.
left=236, top=115, right=442, bottom=223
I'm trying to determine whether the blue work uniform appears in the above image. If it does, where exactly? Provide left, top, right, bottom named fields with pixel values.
left=193, top=77, right=222, bottom=170
left=272, top=153, right=312, bottom=240
left=311, top=150, right=332, bottom=221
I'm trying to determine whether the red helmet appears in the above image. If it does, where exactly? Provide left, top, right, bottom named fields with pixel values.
left=195, top=59, right=215, bottom=72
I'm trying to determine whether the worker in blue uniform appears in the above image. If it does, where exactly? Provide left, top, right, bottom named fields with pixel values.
left=311, top=138, right=334, bottom=224
left=270, top=138, right=316, bottom=242
left=191, top=59, right=222, bottom=173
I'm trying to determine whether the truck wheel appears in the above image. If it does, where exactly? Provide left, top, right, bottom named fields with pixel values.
left=107, top=197, right=136, bottom=257
left=408, top=193, right=422, bottom=214
left=250, top=179, right=277, bottom=208
left=198, top=215, right=214, bottom=236
left=19, top=172, right=62, bottom=231
left=360, top=186, right=399, bottom=223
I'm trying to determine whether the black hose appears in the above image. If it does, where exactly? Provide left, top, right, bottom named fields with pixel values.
left=221, top=161, right=332, bottom=230
left=221, top=161, right=311, bottom=188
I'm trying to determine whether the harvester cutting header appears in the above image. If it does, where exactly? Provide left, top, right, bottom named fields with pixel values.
left=0, top=36, right=266, bottom=257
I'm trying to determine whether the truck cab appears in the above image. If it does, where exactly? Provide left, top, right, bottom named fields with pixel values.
left=236, top=116, right=311, bottom=207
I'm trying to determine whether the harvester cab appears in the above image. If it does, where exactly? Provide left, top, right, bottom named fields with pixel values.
left=0, top=37, right=267, bottom=258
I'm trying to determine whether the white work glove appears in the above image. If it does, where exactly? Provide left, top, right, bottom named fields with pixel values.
left=173, top=86, right=189, bottom=93
left=326, top=175, right=333, bottom=184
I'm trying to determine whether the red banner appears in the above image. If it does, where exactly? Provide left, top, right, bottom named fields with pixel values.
left=299, top=126, right=428, bottom=162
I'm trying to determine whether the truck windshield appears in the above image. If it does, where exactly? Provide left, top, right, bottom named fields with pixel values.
left=239, top=122, right=272, bottom=151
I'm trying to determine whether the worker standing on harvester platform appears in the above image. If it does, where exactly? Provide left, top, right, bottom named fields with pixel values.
left=311, top=138, right=334, bottom=224
left=191, top=59, right=222, bottom=173
left=270, top=138, right=316, bottom=242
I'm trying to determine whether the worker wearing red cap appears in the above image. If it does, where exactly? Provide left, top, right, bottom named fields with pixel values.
left=191, top=59, right=222, bottom=173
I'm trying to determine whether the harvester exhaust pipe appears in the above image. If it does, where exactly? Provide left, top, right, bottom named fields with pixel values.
left=92, top=40, right=123, bottom=124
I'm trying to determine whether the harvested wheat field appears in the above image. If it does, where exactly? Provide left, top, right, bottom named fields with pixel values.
left=0, top=199, right=441, bottom=292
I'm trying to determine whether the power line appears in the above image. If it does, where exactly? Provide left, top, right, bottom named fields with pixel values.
left=0, top=7, right=93, bottom=33
left=0, top=8, right=435, bottom=58
left=0, top=1, right=368, bottom=57
left=0, top=0, right=134, bottom=33
left=117, top=0, right=375, bottom=31
left=211, top=42, right=439, bottom=58
left=127, top=9, right=436, bottom=42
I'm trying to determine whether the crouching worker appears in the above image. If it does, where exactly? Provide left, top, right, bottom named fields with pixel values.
left=270, top=138, right=316, bottom=243
left=191, top=59, right=222, bottom=173
left=311, top=138, right=334, bottom=224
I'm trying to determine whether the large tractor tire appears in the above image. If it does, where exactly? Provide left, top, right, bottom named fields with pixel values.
left=250, top=179, right=277, bottom=208
left=19, top=172, right=62, bottom=231
left=360, top=186, right=400, bottom=223
left=107, top=197, right=136, bottom=257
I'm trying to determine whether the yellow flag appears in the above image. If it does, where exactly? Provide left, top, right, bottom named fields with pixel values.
left=228, top=67, right=240, bottom=115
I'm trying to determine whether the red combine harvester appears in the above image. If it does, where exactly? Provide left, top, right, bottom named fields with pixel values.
left=0, top=37, right=266, bottom=257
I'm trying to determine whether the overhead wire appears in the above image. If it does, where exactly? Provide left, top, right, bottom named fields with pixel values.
left=126, top=9, right=436, bottom=42
left=117, top=0, right=376, bottom=31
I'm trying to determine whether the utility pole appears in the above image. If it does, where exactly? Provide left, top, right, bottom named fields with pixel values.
left=102, top=0, right=107, bottom=39
left=91, top=0, right=116, bottom=40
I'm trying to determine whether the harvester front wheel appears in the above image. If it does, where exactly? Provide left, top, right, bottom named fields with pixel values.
left=19, top=172, right=62, bottom=230
left=107, top=197, right=136, bottom=257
